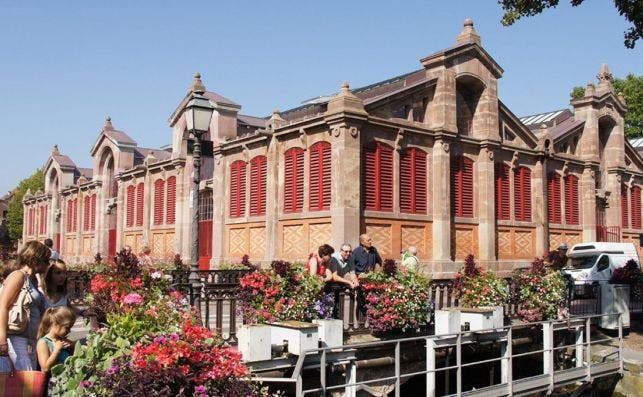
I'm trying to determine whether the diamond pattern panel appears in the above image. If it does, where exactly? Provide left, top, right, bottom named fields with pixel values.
left=164, top=232, right=175, bottom=258
left=549, top=232, right=563, bottom=251
left=566, top=233, right=581, bottom=247
left=366, top=224, right=392, bottom=258
left=426, top=226, right=433, bottom=260
left=401, top=226, right=425, bottom=257
left=309, top=223, right=331, bottom=254
left=283, top=224, right=306, bottom=259
left=249, top=227, right=266, bottom=258
left=455, top=227, right=475, bottom=260
left=497, top=229, right=512, bottom=258
left=82, top=236, right=93, bottom=256
left=64, top=237, right=76, bottom=255
left=152, top=233, right=164, bottom=256
left=514, top=230, right=534, bottom=258
left=124, top=234, right=136, bottom=251
left=229, top=228, right=248, bottom=257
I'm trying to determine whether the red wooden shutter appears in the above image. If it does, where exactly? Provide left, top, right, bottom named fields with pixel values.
left=126, top=186, right=135, bottom=228
left=90, top=194, right=96, bottom=230
left=495, top=163, right=510, bottom=220
left=72, top=199, right=78, bottom=232
left=451, top=156, right=474, bottom=218
left=514, top=167, right=532, bottom=222
left=250, top=156, right=267, bottom=216
left=154, top=179, right=165, bottom=225
left=631, top=186, right=641, bottom=229
left=83, top=196, right=90, bottom=231
left=136, top=183, right=144, bottom=227
left=622, top=184, right=629, bottom=228
left=548, top=173, right=561, bottom=223
left=284, top=148, right=304, bottom=213
left=67, top=200, right=73, bottom=233
left=39, top=206, right=45, bottom=234
left=363, top=144, right=377, bottom=210
left=27, top=208, right=31, bottom=235
left=309, top=142, right=331, bottom=211
left=230, top=160, right=246, bottom=218
left=400, top=148, right=427, bottom=214
left=565, top=175, right=579, bottom=225
left=166, top=176, right=176, bottom=225
left=379, top=144, right=394, bottom=212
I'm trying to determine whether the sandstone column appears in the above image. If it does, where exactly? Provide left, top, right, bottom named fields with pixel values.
left=432, top=139, right=451, bottom=261
left=477, top=146, right=496, bottom=261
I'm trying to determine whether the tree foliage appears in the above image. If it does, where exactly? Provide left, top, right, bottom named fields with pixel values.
left=571, top=74, right=643, bottom=138
left=6, top=168, right=45, bottom=241
left=499, top=0, right=642, bottom=48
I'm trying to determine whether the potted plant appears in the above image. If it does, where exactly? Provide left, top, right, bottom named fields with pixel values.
left=511, top=258, right=567, bottom=322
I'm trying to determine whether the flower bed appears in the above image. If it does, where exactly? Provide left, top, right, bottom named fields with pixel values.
left=452, top=255, right=508, bottom=308
left=239, top=261, right=333, bottom=324
left=361, top=263, right=431, bottom=333
left=51, top=249, right=271, bottom=397
left=511, top=258, right=567, bottom=322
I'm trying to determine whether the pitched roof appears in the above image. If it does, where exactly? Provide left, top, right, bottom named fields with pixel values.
left=238, top=114, right=266, bottom=128
left=104, top=130, right=136, bottom=145
left=77, top=168, right=93, bottom=179
left=520, top=109, right=573, bottom=128
left=51, top=154, right=76, bottom=169
left=548, top=117, right=585, bottom=141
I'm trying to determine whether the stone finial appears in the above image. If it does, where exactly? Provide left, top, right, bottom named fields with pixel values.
left=189, top=72, right=206, bottom=94
left=456, top=18, right=481, bottom=45
left=596, top=64, right=614, bottom=91
left=585, top=83, right=595, bottom=97
left=144, top=151, right=157, bottom=166
left=103, top=116, right=114, bottom=131
left=618, top=92, right=627, bottom=105
left=266, top=108, right=286, bottom=131
left=326, top=81, right=367, bottom=116
left=77, top=175, right=88, bottom=184
left=51, top=144, right=60, bottom=156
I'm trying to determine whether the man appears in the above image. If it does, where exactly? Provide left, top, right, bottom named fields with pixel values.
left=44, top=238, right=59, bottom=261
left=349, top=234, right=382, bottom=277
left=549, top=243, right=568, bottom=270
left=328, top=243, right=358, bottom=289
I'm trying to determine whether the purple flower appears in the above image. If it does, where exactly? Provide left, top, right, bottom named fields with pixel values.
left=80, top=380, right=93, bottom=388
left=106, top=364, right=120, bottom=375
left=122, top=293, right=143, bottom=305
left=195, top=385, right=206, bottom=394
left=153, top=335, right=167, bottom=344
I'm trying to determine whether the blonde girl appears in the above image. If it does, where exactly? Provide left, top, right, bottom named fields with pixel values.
left=0, top=240, right=50, bottom=371
left=41, top=259, right=69, bottom=309
left=36, top=306, right=75, bottom=372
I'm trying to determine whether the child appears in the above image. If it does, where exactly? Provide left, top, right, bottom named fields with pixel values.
left=36, top=306, right=75, bottom=373
left=41, top=259, right=69, bottom=309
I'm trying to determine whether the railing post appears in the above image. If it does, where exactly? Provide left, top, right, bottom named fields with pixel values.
left=618, top=313, right=624, bottom=375
left=501, top=326, right=512, bottom=395
left=345, top=361, right=356, bottom=397
left=426, top=338, right=436, bottom=397
left=320, top=349, right=327, bottom=397
left=585, top=317, right=591, bottom=382
left=575, top=323, right=584, bottom=368
left=456, top=333, right=462, bottom=396
left=395, top=341, right=401, bottom=397
left=542, top=322, right=554, bottom=394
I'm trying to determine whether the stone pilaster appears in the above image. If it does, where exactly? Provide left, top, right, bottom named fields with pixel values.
left=432, top=139, right=451, bottom=261
left=533, top=158, right=547, bottom=256
left=477, top=146, right=496, bottom=261
left=329, top=122, right=362, bottom=250
left=605, top=171, right=623, bottom=231
left=426, top=69, right=457, bottom=133
left=581, top=165, right=597, bottom=241
left=264, top=138, right=279, bottom=264
left=211, top=153, right=226, bottom=266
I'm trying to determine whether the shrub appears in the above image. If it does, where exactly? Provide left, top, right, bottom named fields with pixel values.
left=453, top=255, right=508, bottom=308
left=512, top=258, right=567, bottom=322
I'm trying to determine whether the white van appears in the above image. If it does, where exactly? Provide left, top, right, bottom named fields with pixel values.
left=562, top=242, right=640, bottom=290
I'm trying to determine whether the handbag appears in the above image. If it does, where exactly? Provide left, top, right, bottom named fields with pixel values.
left=7, top=272, right=32, bottom=335
left=0, top=356, right=47, bottom=397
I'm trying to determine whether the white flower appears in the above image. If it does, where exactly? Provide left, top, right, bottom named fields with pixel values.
left=151, top=271, right=163, bottom=279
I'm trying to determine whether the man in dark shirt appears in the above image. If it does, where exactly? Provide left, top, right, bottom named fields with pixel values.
left=328, top=243, right=358, bottom=288
left=349, top=233, right=382, bottom=277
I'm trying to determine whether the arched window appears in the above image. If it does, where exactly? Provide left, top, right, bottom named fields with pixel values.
left=451, top=156, right=474, bottom=218
left=166, top=176, right=176, bottom=225
left=514, top=167, right=532, bottom=222
left=309, top=142, right=331, bottom=211
left=564, top=175, right=579, bottom=225
left=622, top=184, right=629, bottom=228
left=400, top=147, right=427, bottom=214
left=250, top=156, right=267, bottom=216
left=495, top=163, right=510, bottom=220
left=631, top=186, right=641, bottom=229
left=230, top=160, right=247, bottom=218
left=154, top=179, right=165, bottom=225
left=548, top=172, right=561, bottom=223
left=284, top=148, right=304, bottom=213
left=363, top=142, right=394, bottom=212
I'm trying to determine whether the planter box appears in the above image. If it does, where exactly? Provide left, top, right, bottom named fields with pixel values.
left=435, top=309, right=461, bottom=335
left=270, top=321, right=319, bottom=355
left=460, top=307, right=501, bottom=331
left=600, top=284, right=630, bottom=330
left=238, top=324, right=271, bottom=362
left=313, top=319, right=343, bottom=348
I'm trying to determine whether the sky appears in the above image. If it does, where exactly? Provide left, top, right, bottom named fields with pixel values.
left=0, top=1, right=641, bottom=196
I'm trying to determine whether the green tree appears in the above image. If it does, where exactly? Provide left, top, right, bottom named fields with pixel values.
left=571, top=74, right=642, bottom=138
left=499, top=0, right=642, bottom=48
left=6, top=168, right=45, bottom=241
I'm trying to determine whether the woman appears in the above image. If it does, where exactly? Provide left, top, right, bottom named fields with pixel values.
left=306, top=244, right=333, bottom=282
left=41, top=259, right=69, bottom=309
left=0, top=241, right=49, bottom=371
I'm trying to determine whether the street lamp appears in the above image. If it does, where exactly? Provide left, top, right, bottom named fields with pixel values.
left=185, top=91, right=214, bottom=291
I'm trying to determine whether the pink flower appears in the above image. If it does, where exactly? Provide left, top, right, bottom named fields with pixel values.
left=123, top=293, right=143, bottom=305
